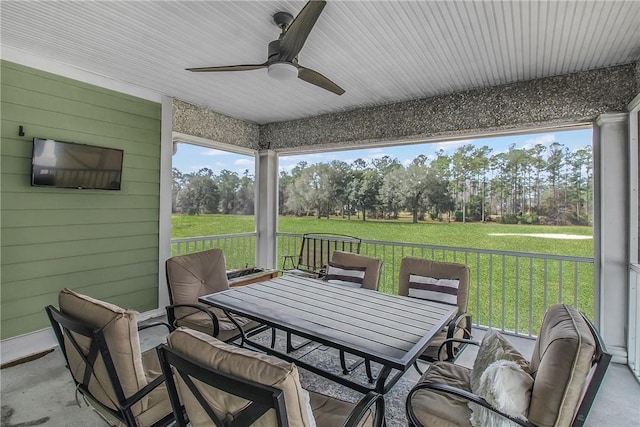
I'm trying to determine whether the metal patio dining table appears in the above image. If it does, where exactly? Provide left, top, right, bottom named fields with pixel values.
left=199, top=274, right=456, bottom=394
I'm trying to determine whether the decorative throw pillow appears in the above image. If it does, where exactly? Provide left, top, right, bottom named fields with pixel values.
left=470, top=329, right=531, bottom=393
left=407, top=274, right=459, bottom=305
left=326, top=262, right=366, bottom=288
left=469, top=359, right=534, bottom=427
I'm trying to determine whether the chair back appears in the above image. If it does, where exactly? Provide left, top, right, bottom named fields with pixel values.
left=166, top=249, right=229, bottom=314
left=159, top=327, right=314, bottom=427
left=46, top=288, right=149, bottom=424
left=399, top=258, right=470, bottom=314
left=330, top=251, right=383, bottom=291
left=527, top=304, right=611, bottom=427
left=297, top=233, right=361, bottom=274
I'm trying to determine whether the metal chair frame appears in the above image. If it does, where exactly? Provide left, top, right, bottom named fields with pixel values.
left=156, top=343, right=386, bottom=427
left=405, top=312, right=612, bottom=427
left=45, top=305, right=175, bottom=427
left=282, top=233, right=362, bottom=276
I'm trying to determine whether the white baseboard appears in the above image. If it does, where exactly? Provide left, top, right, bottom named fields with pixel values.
left=0, top=308, right=167, bottom=366
left=0, top=327, right=57, bottom=366
left=137, top=308, right=166, bottom=322
left=608, top=345, right=628, bottom=364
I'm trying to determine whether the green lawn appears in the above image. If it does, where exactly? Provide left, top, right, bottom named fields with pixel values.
left=171, top=214, right=595, bottom=333
left=172, top=214, right=593, bottom=257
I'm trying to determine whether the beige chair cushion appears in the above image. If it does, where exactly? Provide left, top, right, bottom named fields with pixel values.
left=309, top=391, right=372, bottom=427
left=410, top=362, right=473, bottom=427
left=399, top=258, right=470, bottom=313
left=421, top=325, right=468, bottom=362
left=58, top=288, right=148, bottom=415
left=400, top=258, right=470, bottom=359
left=58, top=288, right=172, bottom=426
left=167, top=327, right=315, bottom=427
left=176, top=309, right=260, bottom=342
left=166, top=249, right=229, bottom=318
left=528, top=304, right=596, bottom=427
left=331, top=251, right=383, bottom=291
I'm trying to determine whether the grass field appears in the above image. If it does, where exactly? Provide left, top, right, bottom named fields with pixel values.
left=172, top=214, right=594, bottom=257
left=171, top=214, right=595, bottom=334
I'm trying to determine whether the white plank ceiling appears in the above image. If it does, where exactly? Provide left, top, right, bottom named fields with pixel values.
left=1, top=1, right=639, bottom=124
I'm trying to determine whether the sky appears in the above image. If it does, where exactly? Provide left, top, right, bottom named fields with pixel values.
left=172, top=127, right=593, bottom=176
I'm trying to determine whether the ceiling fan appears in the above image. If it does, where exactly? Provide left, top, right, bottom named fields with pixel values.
left=186, top=0, right=344, bottom=95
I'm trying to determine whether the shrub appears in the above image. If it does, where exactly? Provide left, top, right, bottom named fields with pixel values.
left=500, top=214, right=519, bottom=224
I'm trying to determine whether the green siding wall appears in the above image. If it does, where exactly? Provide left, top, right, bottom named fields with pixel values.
left=1, top=61, right=162, bottom=339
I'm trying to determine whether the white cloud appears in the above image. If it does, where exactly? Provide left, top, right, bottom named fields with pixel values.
left=432, top=139, right=475, bottom=152
left=524, top=134, right=555, bottom=145
left=201, top=148, right=232, bottom=156
left=234, top=158, right=254, bottom=167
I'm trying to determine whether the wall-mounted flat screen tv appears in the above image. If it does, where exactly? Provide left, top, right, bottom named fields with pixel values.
left=31, top=138, right=124, bottom=190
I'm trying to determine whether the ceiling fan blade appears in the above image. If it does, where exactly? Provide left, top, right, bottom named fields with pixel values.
left=298, top=66, right=344, bottom=95
left=186, top=63, right=267, bottom=72
left=279, top=0, right=326, bottom=62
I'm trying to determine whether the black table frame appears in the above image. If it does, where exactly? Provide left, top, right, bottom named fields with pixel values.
left=199, top=275, right=456, bottom=394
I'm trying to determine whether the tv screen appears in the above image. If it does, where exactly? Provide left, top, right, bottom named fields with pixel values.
left=31, top=138, right=124, bottom=190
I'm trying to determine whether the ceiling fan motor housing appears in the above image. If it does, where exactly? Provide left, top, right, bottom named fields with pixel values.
left=268, top=39, right=282, bottom=62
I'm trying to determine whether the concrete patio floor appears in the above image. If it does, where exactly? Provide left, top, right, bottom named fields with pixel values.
left=1, top=321, right=638, bottom=427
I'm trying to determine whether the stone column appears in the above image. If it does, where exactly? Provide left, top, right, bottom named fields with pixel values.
left=255, top=150, right=278, bottom=269
left=593, top=112, right=629, bottom=363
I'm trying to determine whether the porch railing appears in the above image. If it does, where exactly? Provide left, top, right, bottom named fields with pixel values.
left=171, top=233, right=257, bottom=269
left=170, top=232, right=595, bottom=338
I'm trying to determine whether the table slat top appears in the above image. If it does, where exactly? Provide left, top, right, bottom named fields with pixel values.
left=199, top=275, right=456, bottom=369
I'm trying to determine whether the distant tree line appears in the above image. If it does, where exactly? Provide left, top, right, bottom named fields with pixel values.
left=172, top=168, right=254, bottom=215
left=173, top=141, right=593, bottom=226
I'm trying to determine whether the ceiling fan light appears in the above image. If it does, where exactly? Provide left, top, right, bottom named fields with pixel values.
left=268, top=62, right=298, bottom=80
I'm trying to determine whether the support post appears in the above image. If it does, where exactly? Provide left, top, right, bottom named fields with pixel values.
left=593, top=112, right=629, bottom=363
left=255, top=150, right=278, bottom=269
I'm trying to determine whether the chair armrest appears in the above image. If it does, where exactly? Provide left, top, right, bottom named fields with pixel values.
left=437, top=337, right=480, bottom=361
left=343, top=391, right=385, bottom=427
left=442, top=313, right=473, bottom=361
left=406, top=381, right=538, bottom=427
left=138, top=321, right=172, bottom=332
left=165, top=303, right=220, bottom=337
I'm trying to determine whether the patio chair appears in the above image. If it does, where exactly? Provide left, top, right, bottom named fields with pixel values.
left=399, top=258, right=471, bottom=369
left=165, top=248, right=263, bottom=341
left=328, top=250, right=383, bottom=291
left=45, top=288, right=175, bottom=427
left=406, top=303, right=611, bottom=427
left=326, top=250, right=384, bottom=377
left=157, top=327, right=386, bottom=427
left=282, top=233, right=362, bottom=277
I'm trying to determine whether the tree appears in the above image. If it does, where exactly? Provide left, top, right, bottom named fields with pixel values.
left=403, top=162, right=428, bottom=223
left=424, top=167, right=455, bottom=220
left=217, top=170, right=240, bottom=214
left=236, top=169, right=254, bottom=215
left=176, top=175, right=219, bottom=215
left=353, top=166, right=381, bottom=221
left=380, top=166, right=405, bottom=219
left=545, top=142, right=565, bottom=224
left=171, top=168, right=187, bottom=213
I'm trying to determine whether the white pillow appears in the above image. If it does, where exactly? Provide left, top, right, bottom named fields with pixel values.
left=326, top=262, right=366, bottom=288
left=470, top=329, right=531, bottom=393
left=300, top=389, right=317, bottom=427
left=408, top=274, right=459, bottom=305
left=469, top=359, right=534, bottom=427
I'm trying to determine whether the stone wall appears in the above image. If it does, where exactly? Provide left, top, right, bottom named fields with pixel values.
left=172, top=64, right=637, bottom=152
